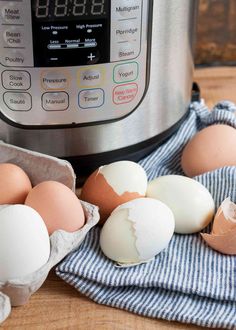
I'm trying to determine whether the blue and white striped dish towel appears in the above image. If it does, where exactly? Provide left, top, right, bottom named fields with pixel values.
left=56, top=101, right=236, bottom=329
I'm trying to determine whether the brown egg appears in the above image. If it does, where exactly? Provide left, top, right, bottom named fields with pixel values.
left=25, top=181, right=85, bottom=235
left=80, top=161, right=148, bottom=224
left=0, top=163, right=32, bottom=204
left=181, top=124, right=236, bottom=177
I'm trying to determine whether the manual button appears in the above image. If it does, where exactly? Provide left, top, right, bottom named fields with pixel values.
left=3, top=92, right=32, bottom=111
left=2, top=70, right=31, bottom=90
left=42, top=92, right=69, bottom=111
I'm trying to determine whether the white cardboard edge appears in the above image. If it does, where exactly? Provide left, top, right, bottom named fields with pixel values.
left=0, top=292, right=11, bottom=325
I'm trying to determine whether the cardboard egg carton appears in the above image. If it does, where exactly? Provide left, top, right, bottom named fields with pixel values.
left=0, top=141, right=99, bottom=324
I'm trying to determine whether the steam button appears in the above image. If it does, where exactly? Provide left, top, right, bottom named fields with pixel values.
left=3, top=92, right=32, bottom=111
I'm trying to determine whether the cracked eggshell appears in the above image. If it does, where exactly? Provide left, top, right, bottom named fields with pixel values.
left=81, top=161, right=148, bottom=223
left=201, top=198, right=236, bottom=255
left=100, top=198, right=175, bottom=265
left=147, top=175, right=215, bottom=234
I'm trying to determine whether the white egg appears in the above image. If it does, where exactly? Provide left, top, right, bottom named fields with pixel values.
left=100, top=198, right=175, bottom=265
left=147, top=175, right=215, bottom=234
left=0, top=205, right=50, bottom=282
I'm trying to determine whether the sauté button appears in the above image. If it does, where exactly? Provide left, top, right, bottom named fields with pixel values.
left=113, top=62, right=138, bottom=83
left=2, top=70, right=31, bottom=90
left=42, top=92, right=69, bottom=111
left=113, top=83, right=138, bottom=104
left=41, top=71, right=69, bottom=90
left=79, top=89, right=104, bottom=109
left=3, top=92, right=32, bottom=111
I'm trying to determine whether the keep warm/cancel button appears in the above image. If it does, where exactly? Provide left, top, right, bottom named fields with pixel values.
left=42, top=92, right=69, bottom=111
left=113, top=83, right=138, bottom=105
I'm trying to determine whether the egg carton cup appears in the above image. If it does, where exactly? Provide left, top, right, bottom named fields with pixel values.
left=0, top=141, right=100, bottom=323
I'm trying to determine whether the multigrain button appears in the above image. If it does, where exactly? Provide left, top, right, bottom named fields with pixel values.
left=79, top=89, right=104, bottom=109
left=113, top=62, right=138, bottom=83
left=41, top=71, right=69, bottom=90
left=2, top=71, right=31, bottom=90
left=3, top=27, right=24, bottom=47
left=1, top=4, right=22, bottom=23
left=79, top=69, right=103, bottom=87
left=42, top=92, right=69, bottom=111
left=3, top=92, right=32, bottom=111
left=113, top=0, right=141, bottom=18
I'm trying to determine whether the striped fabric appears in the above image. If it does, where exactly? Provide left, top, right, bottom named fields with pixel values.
left=56, top=101, right=236, bottom=329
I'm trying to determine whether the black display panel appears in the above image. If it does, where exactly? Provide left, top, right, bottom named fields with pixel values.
left=31, top=0, right=110, bottom=67
left=33, top=0, right=108, bottom=21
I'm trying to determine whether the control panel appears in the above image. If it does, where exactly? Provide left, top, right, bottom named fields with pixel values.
left=0, top=0, right=151, bottom=127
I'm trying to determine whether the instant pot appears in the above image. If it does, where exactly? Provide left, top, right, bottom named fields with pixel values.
left=0, top=0, right=198, bottom=175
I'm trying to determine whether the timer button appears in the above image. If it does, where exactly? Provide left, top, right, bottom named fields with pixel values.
left=3, top=27, right=25, bottom=47
left=2, top=70, right=31, bottom=90
left=79, top=89, right=104, bottom=109
left=41, top=71, right=69, bottom=90
left=3, top=92, right=32, bottom=111
left=42, top=92, right=69, bottom=111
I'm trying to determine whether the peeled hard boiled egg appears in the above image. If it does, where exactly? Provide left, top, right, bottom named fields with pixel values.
left=147, top=175, right=215, bottom=234
left=81, top=161, right=148, bottom=223
left=100, top=198, right=175, bottom=265
left=25, top=181, right=85, bottom=235
left=181, top=124, right=236, bottom=177
left=0, top=163, right=32, bottom=204
left=0, top=205, right=50, bottom=282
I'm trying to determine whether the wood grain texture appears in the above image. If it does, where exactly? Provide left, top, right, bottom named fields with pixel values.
left=2, top=67, right=236, bottom=329
left=196, top=0, right=236, bottom=65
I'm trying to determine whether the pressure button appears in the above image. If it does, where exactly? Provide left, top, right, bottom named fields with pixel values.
left=41, top=71, right=69, bottom=90
left=2, top=71, right=31, bottom=90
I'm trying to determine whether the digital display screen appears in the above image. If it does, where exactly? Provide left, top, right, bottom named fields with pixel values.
left=32, top=0, right=108, bottom=20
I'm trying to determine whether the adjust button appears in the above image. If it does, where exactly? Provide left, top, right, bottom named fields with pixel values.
left=79, top=89, right=104, bottom=109
left=42, top=92, right=69, bottom=111
left=79, top=69, right=103, bottom=87
left=3, top=92, right=32, bottom=111
left=41, top=71, right=69, bottom=90
left=2, top=70, right=31, bottom=90
left=113, top=62, right=138, bottom=83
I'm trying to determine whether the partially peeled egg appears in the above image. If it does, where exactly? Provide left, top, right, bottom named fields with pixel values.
left=100, top=198, right=175, bottom=265
left=81, top=161, right=148, bottom=223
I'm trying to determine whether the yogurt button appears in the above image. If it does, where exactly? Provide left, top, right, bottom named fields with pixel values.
left=3, top=92, right=32, bottom=111
left=114, top=62, right=138, bottom=83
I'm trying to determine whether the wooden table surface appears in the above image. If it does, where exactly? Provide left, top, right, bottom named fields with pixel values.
left=2, top=67, right=236, bottom=330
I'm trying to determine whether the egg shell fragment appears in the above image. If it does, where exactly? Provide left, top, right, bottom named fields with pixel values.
left=147, top=175, right=215, bottom=234
left=181, top=124, right=236, bottom=177
left=100, top=198, right=175, bottom=265
left=201, top=198, right=236, bottom=255
left=25, top=181, right=85, bottom=235
left=0, top=163, right=32, bottom=204
left=81, top=161, right=148, bottom=223
left=0, top=205, right=50, bottom=282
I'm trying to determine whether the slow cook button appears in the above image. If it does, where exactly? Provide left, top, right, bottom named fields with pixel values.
left=3, top=92, right=32, bottom=111
left=3, top=27, right=24, bottom=47
left=42, top=92, right=69, bottom=111
left=113, top=62, right=138, bottom=83
left=113, top=0, right=141, bottom=18
left=41, top=71, right=69, bottom=90
left=113, top=83, right=138, bottom=104
left=2, top=70, right=31, bottom=90
left=79, top=89, right=104, bottom=109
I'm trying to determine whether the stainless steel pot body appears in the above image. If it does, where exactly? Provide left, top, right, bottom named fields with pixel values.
left=0, top=0, right=198, bottom=161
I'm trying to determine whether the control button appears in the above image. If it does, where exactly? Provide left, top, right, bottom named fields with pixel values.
left=42, top=92, right=69, bottom=111
left=113, top=1, right=141, bottom=18
left=113, top=62, right=138, bottom=83
left=117, top=43, right=139, bottom=60
left=115, top=22, right=140, bottom=42
left=3, top=27, right=24, bottom=47
left=79, top=89, right=104, bottom=109
left=79, top=69, right=103, bottom=87
left=1, top=50, right=25, bottom=67
left=113, top=83, right=138, bottom=104
left=2, top=70, right=31, bottom=90
left=3, top=92, right=32, bottom=111
left=1, top=4, right=23, bottom=23
left=41, top=71, right=69, bottom=90
left=86, top=50, right=100, bottom=64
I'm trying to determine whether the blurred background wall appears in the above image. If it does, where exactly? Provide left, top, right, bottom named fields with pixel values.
left=196, top=0, right=236, bottom=65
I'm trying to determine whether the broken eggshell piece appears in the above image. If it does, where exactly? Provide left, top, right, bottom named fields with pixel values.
left=201, top=198, right=236, bottom=255
left=100, top=198, right=175, bottom=266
